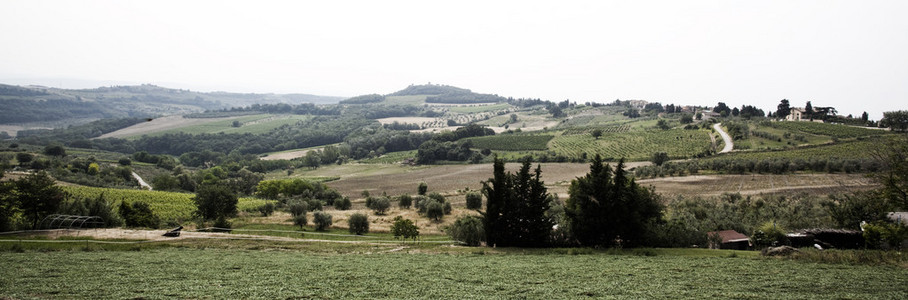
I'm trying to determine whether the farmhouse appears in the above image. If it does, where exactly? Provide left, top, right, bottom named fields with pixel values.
left=787, top=107, right=809, bottom=121
left=707, top=230, right=750, bottom=250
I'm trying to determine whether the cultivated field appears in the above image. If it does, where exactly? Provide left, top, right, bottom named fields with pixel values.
left=1, top=246, right=906, bottom=299
left=96, top=114, right=311, bottom=139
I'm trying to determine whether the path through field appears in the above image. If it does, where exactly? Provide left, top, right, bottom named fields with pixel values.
left=131, top=172, right=152, bottom=190
left=713, top=123, right=734, bottom=153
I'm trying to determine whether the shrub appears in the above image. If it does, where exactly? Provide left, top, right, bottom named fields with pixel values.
left=119, top=201, right=160, bottom=229
left=751, top=221, right=789, bottom=248
left=391, top=216, right=419, bottom=241
left=213, top=216, right=231, bottom=229
left=293, top=214, right=307, bottom=229
left=418, top=182, right=428, bottom=195
left=465, top=192, right=482, bottom=210
left=446, top=216, right=485, bottom=246
left=118, top=158, right=131, bottom=166
left=307, top=199, right=324, bottom=211
left=427, top=192, right=445, bottom=202
left=398, top=195, right=413, bottom=209
left=334, top=197, right=351, bottom=210
left=313, top=211, right=332, bottom=231
left=348, top=213, right=369, bottom=235
left=257, top=202, right=275, bottom=217
left=288, top=200, right=308, bottom=217
left=370, top=197, right=391, bottom=215
left=863, top=221, right=908, bottom=250
left=426, top=201, right=444, bottom=221
left=443, top=201, right=452, bottom=215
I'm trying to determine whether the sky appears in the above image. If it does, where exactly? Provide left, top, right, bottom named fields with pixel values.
left=2, top=0, right=907, bottom=119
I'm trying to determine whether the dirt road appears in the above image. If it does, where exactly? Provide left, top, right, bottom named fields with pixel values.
left=713, top=123, right=734, bottom=153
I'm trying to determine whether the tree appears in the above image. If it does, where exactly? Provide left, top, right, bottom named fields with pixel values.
left=44, top=144, right=65, bottom=157
left=14, top=172, right=65, bottom=229
left=656, top=119, right=670, bottom=130
left=882, top=110, right=908, bottom=132
left=119, top=201, right=160, bottom=228
left=193, top=184, right=238, bottom=223
left=651, top=152, right=669, bottom=166
left=870, top=134, right=908, bottom=209
left=391, top=216, right=419, bottom=241
left=369, top=197, right=391, bottom=215
left=805, top=101, right=814, bottom=120
left=565, top=155, right=664, bottom=247
left=776, top=99, right=791, bottom=120
left=426, top=201, right=444, bottom=221
left=313, top=211, right=333, bottom=231
left=398, top=194, right=412, bottom=209
left=862, top=111, right=869, bottom=123
left=482, top=156, right=552, bottom=247
left=680, top=114, right=694, bottom=124
left=591, top=129, right=603, bottom=140
left=417, top=182, right=428, bottom=196
left=15, top=153, right=33, bottom=165
left=465, top=191, right=482, bottom=210
left=446, top=215, right=485, bottom=246
left=348, top=213, right=369, bottom=235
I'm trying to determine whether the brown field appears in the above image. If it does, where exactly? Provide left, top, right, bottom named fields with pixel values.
left=307, top=163, right=878, bottom=203
left=638, top=173, right=876, bottom=198
left=95, top=115, right=244, bottom=139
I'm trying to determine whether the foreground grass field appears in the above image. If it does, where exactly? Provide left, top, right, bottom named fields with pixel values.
left=1, top=245, right=906, bottom=299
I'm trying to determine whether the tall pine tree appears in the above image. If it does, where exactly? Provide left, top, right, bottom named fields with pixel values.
left=482, top=156, right=552, bottom=247
left=565, top=156, right=663, bottom=247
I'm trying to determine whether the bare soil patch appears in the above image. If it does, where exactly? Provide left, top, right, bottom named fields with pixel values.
left=376, top=117, right=438, bottom=125
left=638, top=173, right=876, bottom=198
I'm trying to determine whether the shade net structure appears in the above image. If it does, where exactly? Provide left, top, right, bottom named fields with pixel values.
left=40, top=214, right=105, bottom=229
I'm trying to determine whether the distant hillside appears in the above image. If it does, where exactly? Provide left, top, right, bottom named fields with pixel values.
left=340, top=83, right=507, bottom=105
left=0, top=83, right=344, bottom=127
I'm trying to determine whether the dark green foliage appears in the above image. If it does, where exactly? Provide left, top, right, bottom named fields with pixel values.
left=348, top=213, right=369, bottom=235
left=465, top=192, right=482, bottom=210
left=151, top=174, right=180, bottom=191
left=416, top=140, right=476, bottom=164
left=57, top=193, right=122, bottom=227
left=398, top=195, right=412, bottom=209
left=418, top=182, right=428, bottom=196
left=44, top=144, right=66, bottom=157
left=255, top=179, right=341, bottom=204
left=288, top=200, right=309, bottom=217
left=651, top=152, right=669, bottom=166
left=446, top=215, right=485, bottom=246
left=334, top=197, right=352, bottom=210
left=16, top=153, right=33, bottom=165
left=656, top=119, right=670, bottom=130
left=565, top=156, right=663, bottom=247
left=871, top=135, right=908, bottom=209
left=313, top=211, right=332, bottom=231
left=591, top=129, right=603, bottom=139
left=862, top=221, right=908, bottom=249
left=193, top=184, right=238, bottom=221
left=751, top=222, right=789, bottom=248
left=293, top=214, right=307, bottom=229
left=119, top=201, right=160, bottom=228
left=118, top=158, right=131, bottom=165
left=369, top=197, right=391, bottom=215
left=482, top=157, right=552, bottom=247
left=341, top=94, right=385, bottom=104
left=824, top=192, right=890, bottom=230
left=256, top=202, right=275, bottom=217
left=307, top=199, right=323, bottom=212
left=390, top=216, right=419, bottom=241
left=776, top=99, right=791, bottom=119
left=13, top=172, right=66, bottom=229
left=679, top=114, right=694, bottom=124
left=426, top=201, right=444, bottom=221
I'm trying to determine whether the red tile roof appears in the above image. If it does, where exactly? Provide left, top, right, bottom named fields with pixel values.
left=708, top=230, right=749, bottom=243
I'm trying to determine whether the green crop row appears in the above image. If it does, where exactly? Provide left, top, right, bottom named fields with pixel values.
left=465, top=134, right=554, bottom=151
left=768, top=121, right=890, bottom=139
left=550, top=129, right=712, bottom=161
left=62, top=186, right=270, bottom=224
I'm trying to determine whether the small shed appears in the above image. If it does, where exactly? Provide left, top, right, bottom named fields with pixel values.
left=708, top=230, right=751, bottom=250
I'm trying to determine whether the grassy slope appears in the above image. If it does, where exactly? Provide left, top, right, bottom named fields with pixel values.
left=1, top=248, right=905, bottom=299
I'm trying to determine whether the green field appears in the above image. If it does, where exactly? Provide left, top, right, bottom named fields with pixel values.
left=711, top=136, right=890, bottom=161
left=550, top=129, right=712, bottom=161
left=1, top=247, right=905, bottom=299
left=466, top=134, right=554, bottom=151
left=134, top=114, right=312, bottom=138
left=769, top=121, right=891, bottom=139
left=62, top=186, right=272, bottom=224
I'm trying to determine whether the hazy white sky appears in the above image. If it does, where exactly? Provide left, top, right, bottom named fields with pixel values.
left=2, top=0, right=907, bottom=119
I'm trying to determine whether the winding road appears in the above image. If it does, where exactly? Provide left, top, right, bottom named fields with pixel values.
left=713, top=123, right=734, bottom=153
